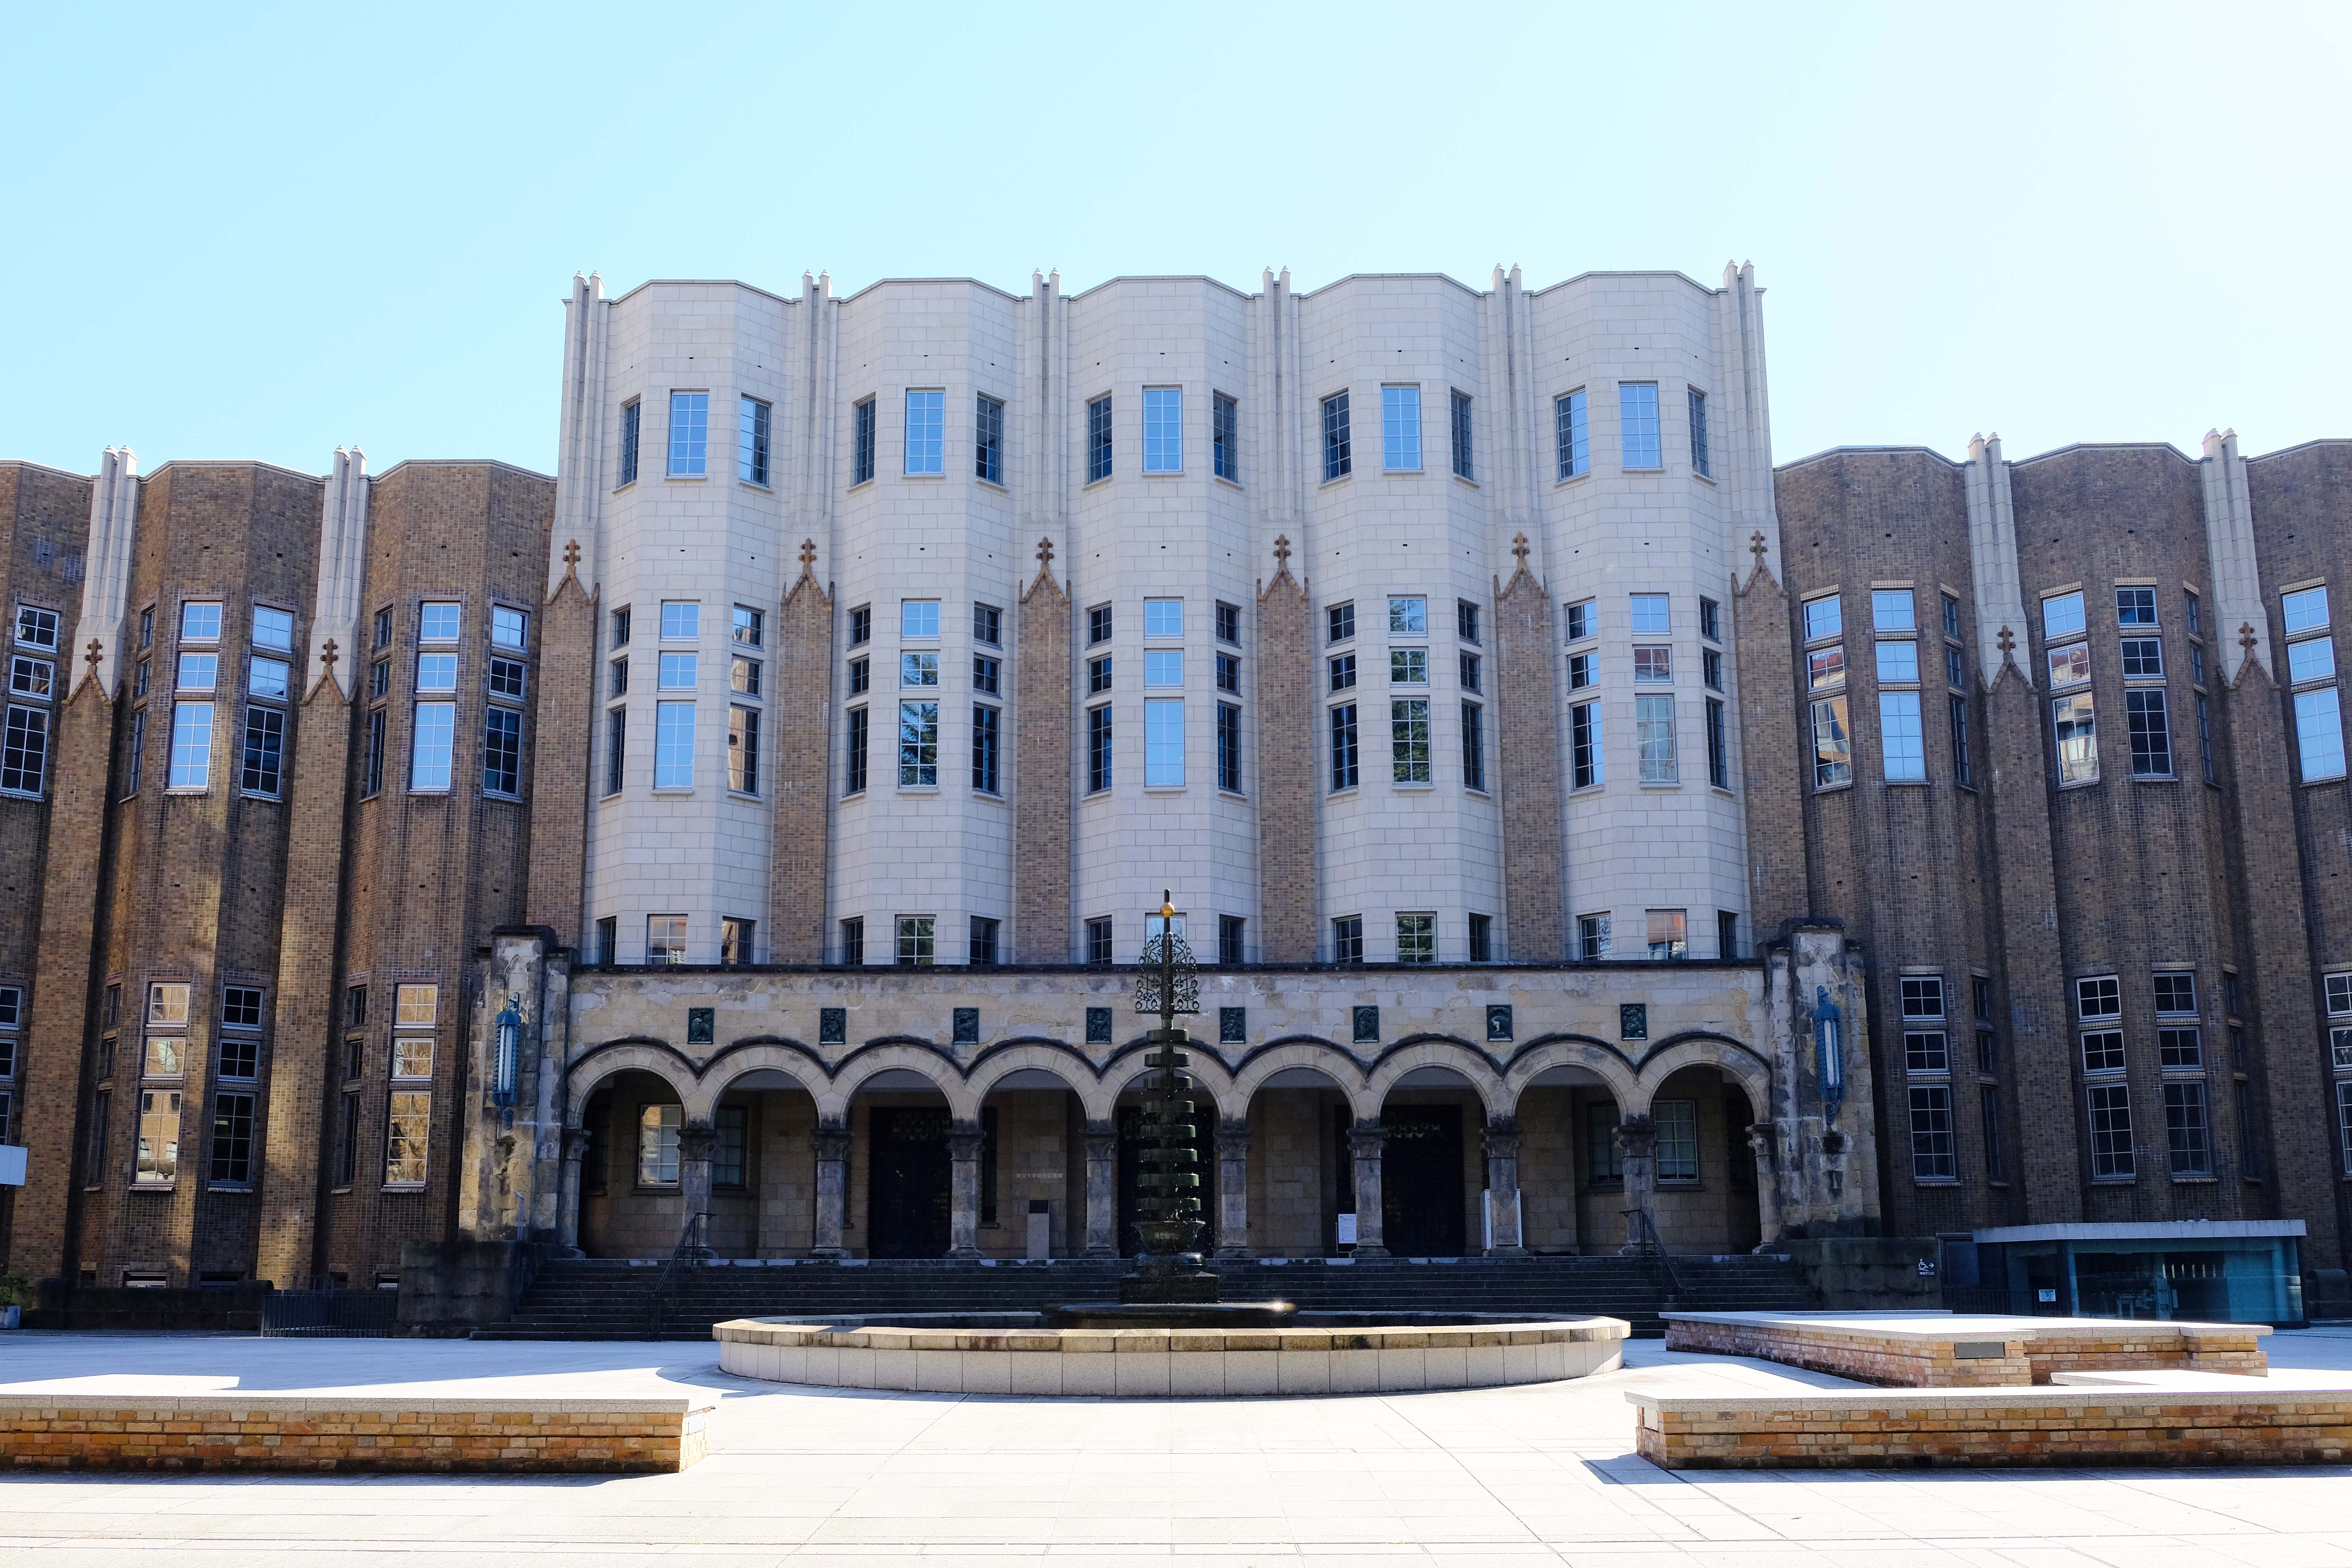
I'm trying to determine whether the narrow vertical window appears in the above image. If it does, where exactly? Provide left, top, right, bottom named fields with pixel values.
left=1686, top=388, right=1710, bottom=477
left=603, top=708, right=626, bottom=795
left=739, top=396, right=772, bottom=485
left=1637, top=695, right=1676, bottom=783
left=2087, top=1083, right=2134, bottom=1178
left=840, top=918, right=866, bottom=965
left=2165, top=1082, right=2211, bottom=1176
left=1704, top=698, right=1727, bottom=789
left=1555, top=390, right=1589, bottom=479
left=1981, top=1088, right=2005, bottom=1180
left=2126, top=689, right=2173, bottom=777
left=481, top=708, right=521, bottom=797
left=1381, top=386, right=1421, bottom=471
left=1216, top=702, right=1241, bottom=793
left=975, top=394, right=1005, bottom=484
left=618, top=399, right=641, bottom=486
left=1908, top=1086, right=1955, bottom=1180
left=410, top=701, right=455, bottom=790
left=1880, top=690, right=1926, bottom=781
left=728, top=705, right=760, bottom=794
left=1391, top=698, right=1430, bottom=783
left=845, top=706, right=868, bottom=794
left=1142, top=387, right=1182, bottom=473
left=1619, top=383, right=1661, bottom=468
left=2295, top=688, right=2346, bottom=780
left=0, top=705, right=49, bottom=797
left=1950, top=695, right=1974, bottom=787
left=1087, top=395, right=1113, bottom=483
left=1461, top=700, right=1485, bottom=791
left=2053, top=693, right=2099, bottom=784
left=1572, top=701, right=1602, bottom=788
left=852, top=397, right=877, bottom=485
left=1450, top=389, right=1474, bottom=480
left=1212, top=392, right=1239, bottom=481
left=653, top=701, right=695, bottom=788
left=1468, top=913, right=1492, bottom=963
left=167, top=702, right=214, bottom=789
left=972, top=704, right=1000, bottom=793
left=1320, top=391, right=1352, bottom=481
left=124, top=707, right=145, bottom=797
left=904, top=390, right=945, bottom=475
left=362, top=708, right=386, bottom=796
left=1144, top=698, right=1184, bottom=786
left=2196, top=693, right=2216, bottom=783
left=897, top=701, right=938, bottom=786
left=1088, top=705, right=1112, bottom=793
left=667, top=391, right=709, bottom=476
left=1330, top=702, right=1359, bottom=790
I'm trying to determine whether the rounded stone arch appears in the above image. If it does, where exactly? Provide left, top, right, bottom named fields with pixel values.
left=968, top=1042, right=1106, bottom=1120
left=566, top=1039, right=699, bottom=1129
left=1229, top=1039, right=1370, bottom=1118
left=682, top=1039, right=826, bottom=1123
left=1499, top=1037, right=1641, bottom=1118
left=820, top=1042, right=975, bottom=1121
left=1364, top=1038, right=1508, bottom=1120
left=1102, top=1045, right=1238, bottom=1124
left=1624, top=1033, right=1775, bottom=1120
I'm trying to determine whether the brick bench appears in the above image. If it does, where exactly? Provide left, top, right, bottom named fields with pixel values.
left=1629, top=1383, right=2352, bottom=1468
left=1662, top=1311, right=2269, bottom=1387
left=0, top=1394, right=711, bottom=1473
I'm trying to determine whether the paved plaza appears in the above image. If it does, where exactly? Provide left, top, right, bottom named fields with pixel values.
left=6, top=1329, right=2352, bottom=1564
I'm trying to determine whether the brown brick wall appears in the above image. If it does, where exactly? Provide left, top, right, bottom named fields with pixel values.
left=1493, top=560, right=1564, bottom=962
left=1732, top=559, right=1807, bottom=939
left=1014, top=556, right=1071, bottom=963
left=1253, top=555, right=1313, bottom=962
left=0, top=461, right=91, bottom=1269
left=768, top=559, right=831, bottom=963
left=523, top=564, right=594, bottom=947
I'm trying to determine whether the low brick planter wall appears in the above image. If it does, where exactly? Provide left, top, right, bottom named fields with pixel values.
left=1629, top=1385, right=2352, bottom=1468
left=717, top=1315, right=1630, bottom=1396
left=0, top=1394, right=710, bottom=1473
left=1663, top=1312, right=2268, bottom=1387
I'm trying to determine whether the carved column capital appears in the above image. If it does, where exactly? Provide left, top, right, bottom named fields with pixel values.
left=677, top=1126, right=718, bottom=1163
left=1613, top=1113, right=1657, bottom=1159
left=946, top=1123, right=987, bottom=1162
left=1346, top=1120, right=1387, bottom=1157
left=813, top=1122, right=852, bottom=1162
left=1481, top=1116, right=1522, bottom=1160
left=1216, top=1116, right=1253, bottom=1154
left=561, top=1127, right=591, bottom=1162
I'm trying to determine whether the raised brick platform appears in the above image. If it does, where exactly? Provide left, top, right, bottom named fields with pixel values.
left=1663, top=1311, right=2269, bottom=1386
left=0, top=1393, right=710, bottom=1473
left=1629, top=1381, right=2352, bottom=1468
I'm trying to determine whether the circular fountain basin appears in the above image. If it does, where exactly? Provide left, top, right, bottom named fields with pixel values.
left=713, top=1310, right=1631, bottom=1397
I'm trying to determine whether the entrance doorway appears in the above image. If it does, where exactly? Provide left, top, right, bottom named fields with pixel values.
left=867, top=1107, right=951, bottom=1258
left=1381, top=1103, right=1465, bottom=1256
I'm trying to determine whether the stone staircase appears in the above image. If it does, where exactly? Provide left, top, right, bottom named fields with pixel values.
left=476, top=1252, right=1818, bottom=1341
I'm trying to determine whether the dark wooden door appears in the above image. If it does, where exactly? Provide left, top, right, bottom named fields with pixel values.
left=867, top=1107, right=951, bottom=1258
left=1381, top=1103, right=1466, bottom=1257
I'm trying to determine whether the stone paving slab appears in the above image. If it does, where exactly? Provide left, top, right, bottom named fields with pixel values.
left=2, top=1329, right=2352, bottom=1562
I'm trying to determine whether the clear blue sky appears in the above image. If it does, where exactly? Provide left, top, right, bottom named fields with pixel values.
left=6, top=2, right=2346, bottom=479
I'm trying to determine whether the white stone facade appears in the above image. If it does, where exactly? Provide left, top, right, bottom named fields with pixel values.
left=556, top=265, right=1778, bottom=967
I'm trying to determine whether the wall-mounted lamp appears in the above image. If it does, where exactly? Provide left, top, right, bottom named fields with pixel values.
left=1812, top=985, right=1845, bottom=1124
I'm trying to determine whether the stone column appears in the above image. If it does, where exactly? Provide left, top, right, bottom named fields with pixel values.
left=1214, top=1118, right=1253, bottom=1259
left=1347, top=1122, right=1388, bottom=1258
left=946, top=1121, right=986, bottom=1259
left=555, top=1128, right=589, bottom=1253
left=810, top=1122, right=850, bottom=1258
left=1746, top=1123, right=1782, bottom=1251
left=1082, top=1120, right=1119, bottom=1256
left=1482, top=1117, right=1525, bottom=1256
left=679, top=1124, right=717, bottom=1257
left=1615, top=1115, right=1658, bottom=1255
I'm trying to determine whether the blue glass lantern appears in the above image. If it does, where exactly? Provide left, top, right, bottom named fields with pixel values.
left=492, top=991, right=523, bottom=1111
left=1812, top=985, right=1845, bottom=1120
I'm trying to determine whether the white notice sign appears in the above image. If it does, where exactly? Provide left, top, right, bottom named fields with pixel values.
left=1336, top=1212, right=1357, bottom=1245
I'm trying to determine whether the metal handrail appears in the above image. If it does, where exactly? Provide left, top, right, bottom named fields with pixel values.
left=1622, top=1208, right=1684, bottom=1303
left=647, top=1210, right=710, bottom=1340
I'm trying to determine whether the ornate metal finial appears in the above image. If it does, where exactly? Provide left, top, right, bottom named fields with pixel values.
left=1036, top=535, right=1054, bottom=570
left=561, top=538, right=582, bottom=569
left=320, top=637, right=339, bottom=670
left=1133, top=897, right=1201, bottom=1020
left=1272, top=535, right=1291, bottom=569
left=799, top=538, right=817, bottom=571
left=83, top=637, right=102, bottom=673
left=2241, top=621, right=2258, bottom=655
left=1996, top=626, right=2016, bottom=657
left=1749, top=530, right=1767, bottom=566
left=1511, top=532, right=1531, bottom=566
